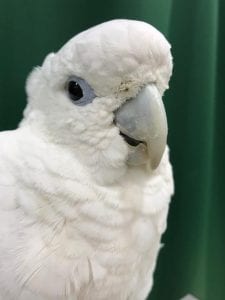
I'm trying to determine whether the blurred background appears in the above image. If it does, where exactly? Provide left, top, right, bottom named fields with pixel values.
left=0, top=0, right=224, bottom=299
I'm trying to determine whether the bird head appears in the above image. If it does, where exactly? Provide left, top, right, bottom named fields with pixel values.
left=23, top=19, right=172, bottom=183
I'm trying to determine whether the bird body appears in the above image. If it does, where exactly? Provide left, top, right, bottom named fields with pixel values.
left=0, top=20, right=173, bottom=299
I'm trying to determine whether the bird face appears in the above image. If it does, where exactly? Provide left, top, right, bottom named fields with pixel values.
left=24, top=19, right=172, bottom=174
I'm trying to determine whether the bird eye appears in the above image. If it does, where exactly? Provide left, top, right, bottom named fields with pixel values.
left=66, top=76, right=96, bottom=106
left=68, top=80, right=83, bottom=101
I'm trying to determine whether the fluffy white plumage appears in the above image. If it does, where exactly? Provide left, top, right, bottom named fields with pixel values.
left=0, top=19, right=174, bottom=300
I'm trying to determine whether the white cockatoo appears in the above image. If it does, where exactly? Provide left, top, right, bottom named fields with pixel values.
left=0, top=19, right=174, bottom=300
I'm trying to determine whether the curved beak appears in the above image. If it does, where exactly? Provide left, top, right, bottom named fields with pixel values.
left=114, top=84, right=168, bottom=169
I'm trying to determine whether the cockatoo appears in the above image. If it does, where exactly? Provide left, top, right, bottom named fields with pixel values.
left=0, top=19, right=173, bottom=300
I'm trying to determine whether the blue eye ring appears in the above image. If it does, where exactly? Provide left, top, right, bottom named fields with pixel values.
left=66, top=76, right=96, bottom=106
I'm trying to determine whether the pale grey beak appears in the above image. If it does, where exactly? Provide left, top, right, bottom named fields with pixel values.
left=114, top=84, right=168, bottom=169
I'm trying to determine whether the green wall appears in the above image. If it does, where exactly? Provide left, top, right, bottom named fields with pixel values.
left=0, top=0, right=224, bottom=299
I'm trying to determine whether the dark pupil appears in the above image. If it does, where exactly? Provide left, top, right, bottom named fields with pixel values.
left=68, top=81, right=83, bottom=101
